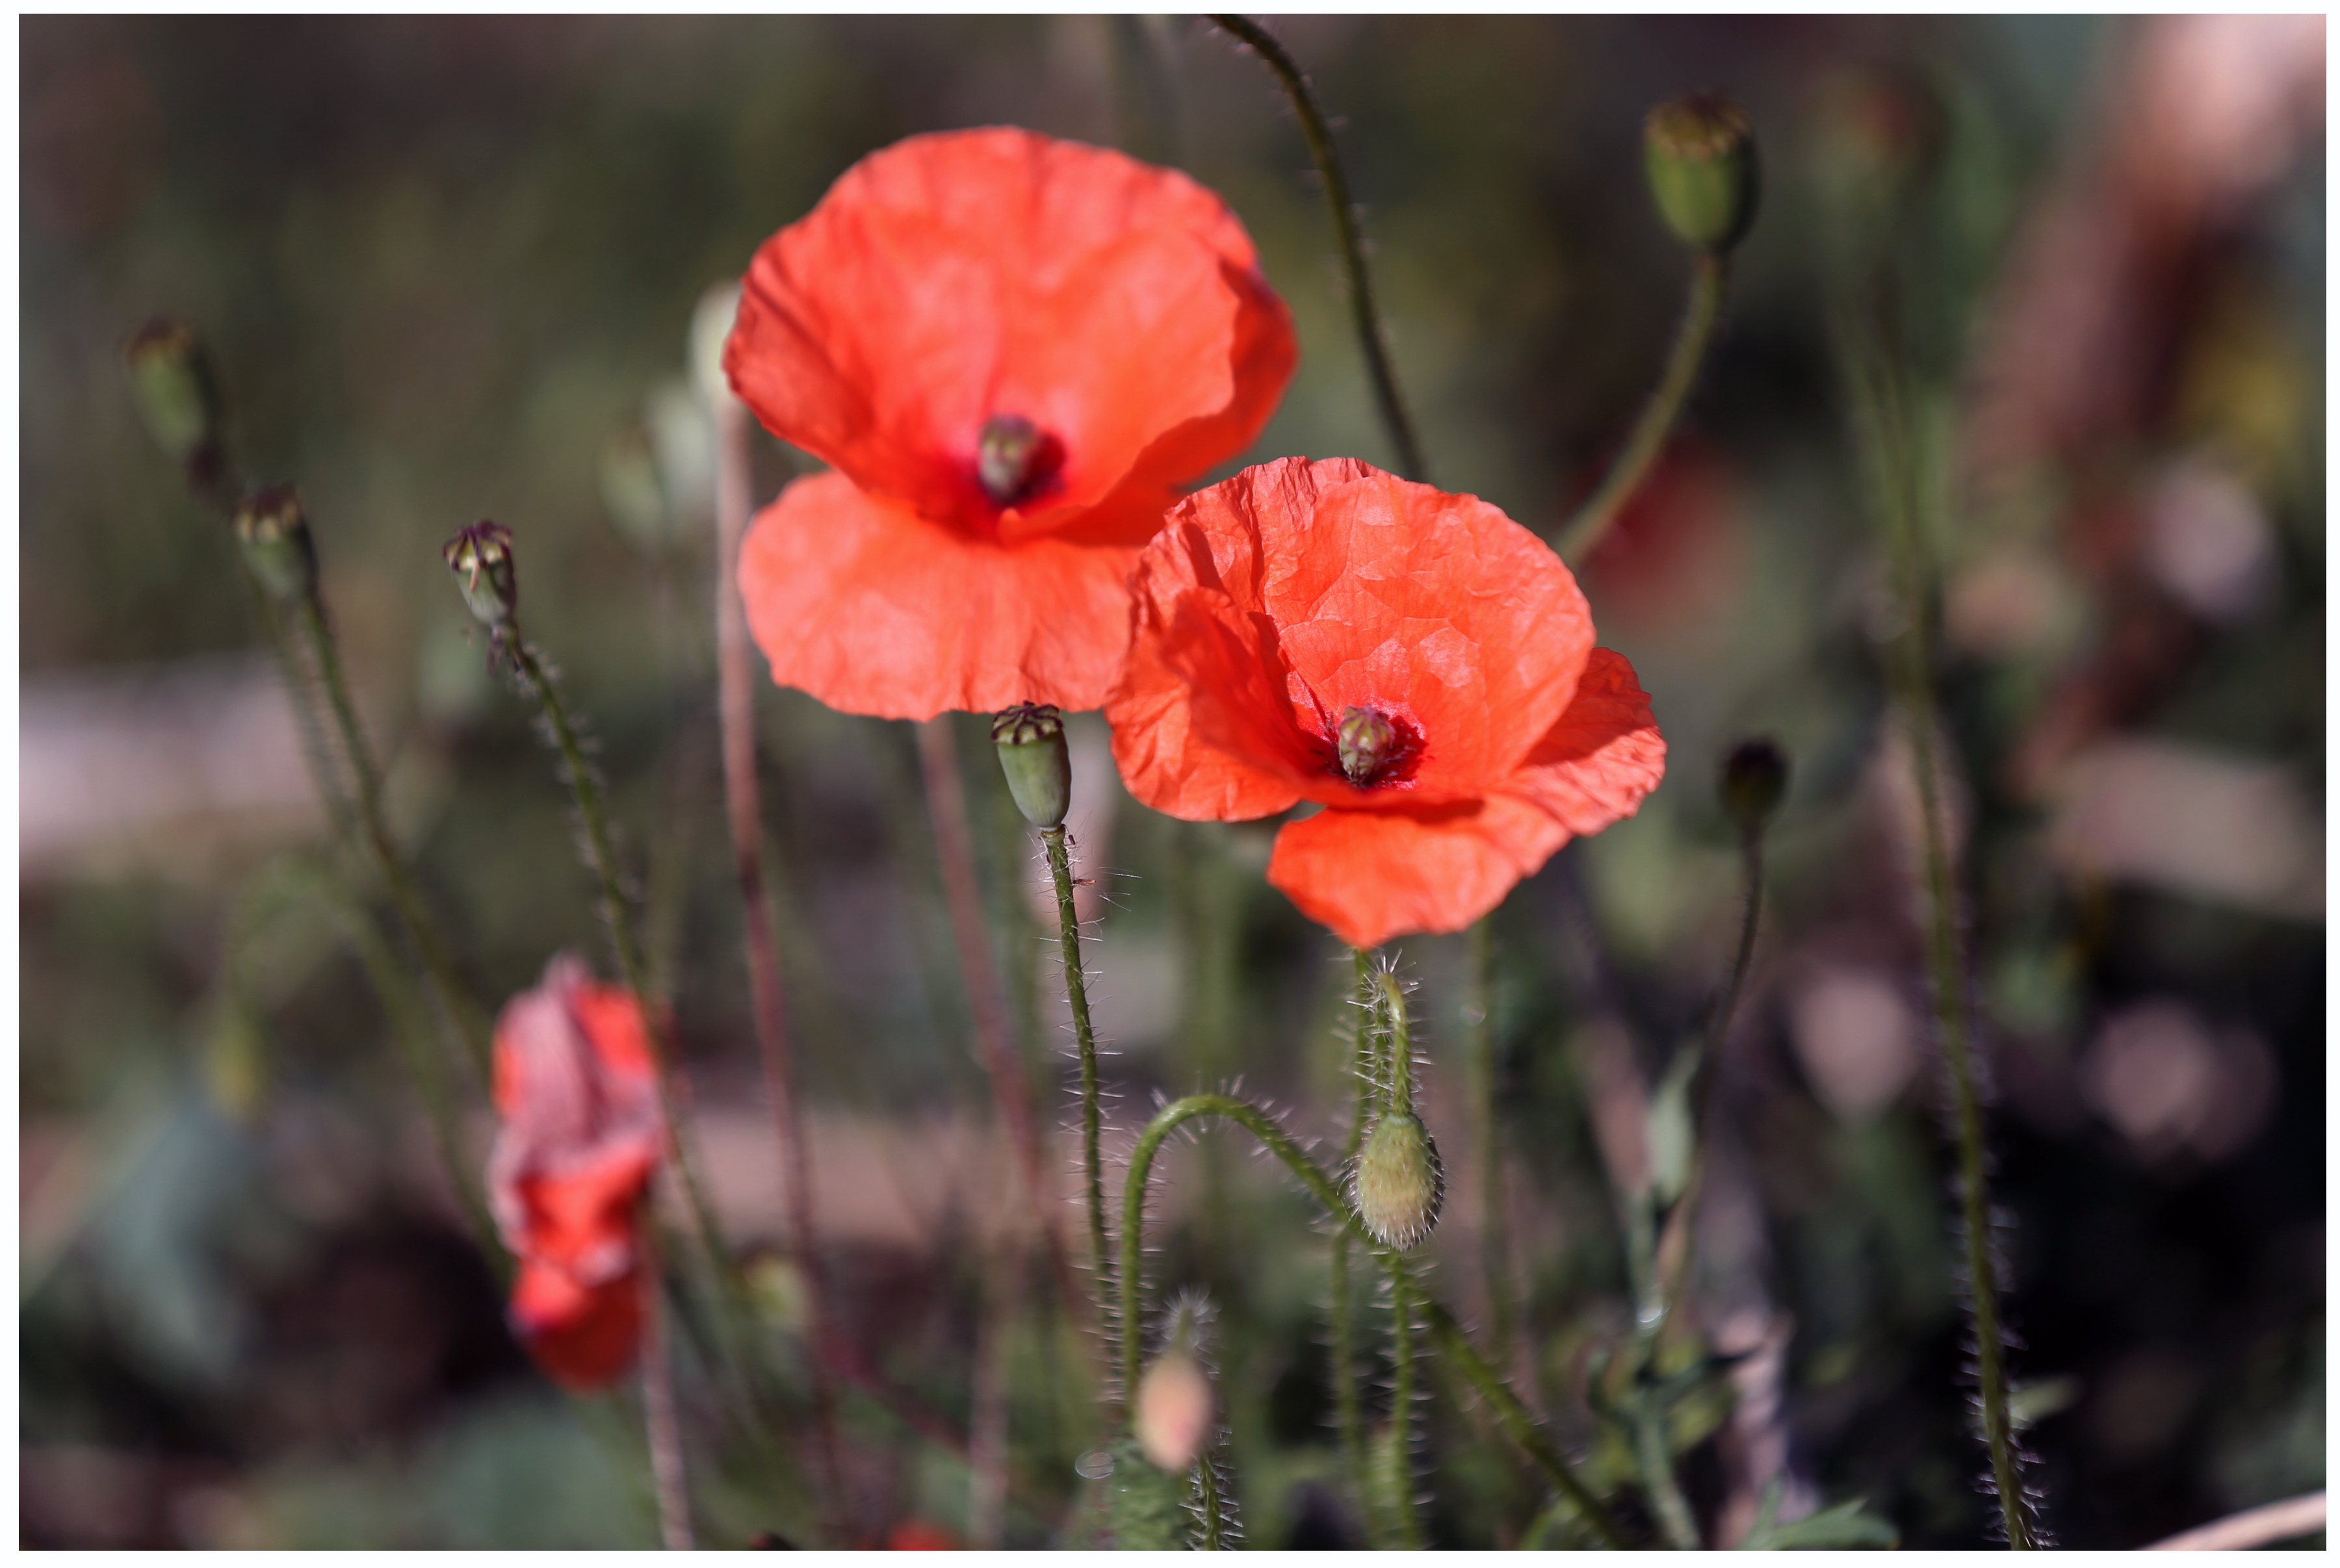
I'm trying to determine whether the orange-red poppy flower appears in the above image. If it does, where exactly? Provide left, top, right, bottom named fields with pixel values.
left=1106, top=456, right=1667, bottom=951
left=488, top=953, right=663, bottom=1391
left=727, top=126, right=1296, bottom=719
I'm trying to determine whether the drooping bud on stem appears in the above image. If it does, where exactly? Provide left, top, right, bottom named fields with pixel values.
left=125, top=318, right=221, bottom=474
left=1719, top=736, right=1789, bottom=840
left=232, top=485, right=318, bottom=604
left=1336, top=705, right=1398, bottom=786
left=992, top=702, right=1071, bottom=829
left=1353, top=1110, right=1445, bottom=1250
left=443, top=521, right=519, bottom=630
left=1644, top=93, right=1760, bottom=254
left=1135, top=1293, right=1218, bottom=1473
left=976, top=413, right=1062, bottom=509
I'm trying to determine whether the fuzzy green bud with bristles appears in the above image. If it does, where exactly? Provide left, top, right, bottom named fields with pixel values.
left=1351, top=1110, right=1445, bottom=1250
left=1644, top=93, right=1760, bottom=254
left=233, top=485, right=318, bottom=604
left=125, top=318, right=220, bottom=470
left=992, top=702, right=1071, bottom=829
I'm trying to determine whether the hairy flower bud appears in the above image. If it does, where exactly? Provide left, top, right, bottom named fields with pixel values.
left=1352, top=1111, right=1446, bottom=1250
left=233, top=485, right=318, bottom=604
left=1719, top=736, right=1789, bottom=838
left=992, top=702, right=1071, bottom=829
left=443, top=521, right=519, bottom=629
left=1644, top=93, right=1760, bottom=253
left=1135, top=1348, right=1215, bottom=1472
left=125, top=318, right=220, bottom=470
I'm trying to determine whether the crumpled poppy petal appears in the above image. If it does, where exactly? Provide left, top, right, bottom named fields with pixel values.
left=740, top=470, right=1144, bottom=719
left=1497, top=646, right=1668, bottom=836
left=510, top=1261, right=645, bottom=1393
left=1266, top=795, right=1570, bottom=952
left=727, top=127, right=1293, bottom=541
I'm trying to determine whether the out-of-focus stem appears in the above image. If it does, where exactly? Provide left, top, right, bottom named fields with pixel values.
left=1557, top=252, right=1728, bottom=565
left=1386, top=1270, right=1423, bottom=1549
left=1330, top=951, right=1375, bottom=1532
left=1464, top=919, right=1517, bottom=1370
left=1041, top=823, right=1117, bottom=1404
left=1210, top=13, right=1427, bottom=483
left=713, top=392, right=846, bottom=1526
left=642, top=1253, right=696, bottom=1551
left=967, top=1236, right=1018, bottom=1549
left=1118, top=1092, right=1627, bottom=1548
left=509, top=642, right=731, bottom=1292
left=915, top=719, right=1086, bottom=1335
left=294, top=595, right=496, bottom=1083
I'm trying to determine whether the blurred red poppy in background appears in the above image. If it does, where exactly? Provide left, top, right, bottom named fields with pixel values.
left=1106, top=456, right=1666, bottom=950
left=488, top=953, right=664, bottom=1391
left=727, top=126, right=1296, bottom=719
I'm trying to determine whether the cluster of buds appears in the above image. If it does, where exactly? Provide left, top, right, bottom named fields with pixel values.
left=1643, top=92, right=1760, bottom=255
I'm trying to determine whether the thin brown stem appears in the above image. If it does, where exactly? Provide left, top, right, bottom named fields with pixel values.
left=2143, top=1491, right=2326, bottom=1552
left=642, top=1249, right=696, bottom=1551
left=713, top=392, right=846, bottom=1528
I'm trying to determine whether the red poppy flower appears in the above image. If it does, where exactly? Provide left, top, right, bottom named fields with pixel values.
left=487, top=953, right=663, bottom=1391
left=1106, top=456, right=1667, bottom=951
left=727, top=126, right=1296, bottom=719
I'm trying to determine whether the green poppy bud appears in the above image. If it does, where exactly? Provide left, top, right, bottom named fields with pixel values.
left=992, top=702, right=1071, bottom=829
left=1352, top=1110, right=1445, bottom=1251
left=1644, top=93, right=1760, bottom=254
left=1337, top=705, right=1399, bottom=786
left=443, top=521, right=519, bottom=629
left=1719, top=737, right=1789, bottom=838
left=125, top=318, right=219, bottom=470
left=232, top=485, right=318, bottom=604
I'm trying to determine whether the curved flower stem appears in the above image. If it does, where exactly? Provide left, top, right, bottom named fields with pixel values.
left=642, top=1246, right=696, bottom=1551
left=1845, top=329, right=2033, bottom=1549
left=713, top=394, right=846, bottom=1528
left=915, top=720, right=1086, bottom=1330
left=1041, top=823, right=1118, bottom=1403
left=507, top=641, right=733, bottom=1298
left=294, top=595, right=497, bottom=1084
left=1329, top=951, right=1376, bottom=1532
left=1117, top=1092, right=1628, bottom=1549
left=1556, top=252, right=1728, bottom=565
left=1210, top=13, right=1429, bottom=484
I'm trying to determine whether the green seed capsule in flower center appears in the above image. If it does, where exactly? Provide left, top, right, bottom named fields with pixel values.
left=977, top=413, right=1063, bottom=508
left=1337, top=706, right=1400, bottom=786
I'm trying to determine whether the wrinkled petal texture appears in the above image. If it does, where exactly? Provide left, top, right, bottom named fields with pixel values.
left=727, top=126, right=1294, bottom=543
left=510, top=1261, right=645, bottom=1393
left=741, top=472, right=1145, bottom=719
left=1266, top=649, right=1667, bottom=949
left=1110, top=456, right=1598, bottom=814
left=488, top=954, right=661, bottom=1389
left=1107, top=455, right=1665, bottom=949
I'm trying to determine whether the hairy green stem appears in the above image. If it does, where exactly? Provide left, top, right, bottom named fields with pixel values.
left=1847, top=334, right=2032, bottom=1549
left=1331, top=951, right=1375, bottom=1532
left=641, top=1242, right=696, bottom=1550
left=1386, top=1270, right=1423, bottom=1549
left=1119, top=1093, right=1628, bottom=1548
left=1210, top=13, right=1428, bottom=483
left=1465, top=919, right=1517, bottom=1370
left=1198, top=1451, right=1226, bottom=1550
left=1042, top=823, right=1118, bottom=1404
left=1557, top=252, right=1728, bottom=564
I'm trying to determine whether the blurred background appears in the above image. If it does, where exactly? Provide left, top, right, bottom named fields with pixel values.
left=20, top=14, right=2324, bottom=1549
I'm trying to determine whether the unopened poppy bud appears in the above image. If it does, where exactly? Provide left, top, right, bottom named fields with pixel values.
left=1644, top=93, right=1760, bottom=253
left=233, top=485, right=318, bottom=604
left=992, top=702, right=1071, bottom=829
left=1135, top=1348, right=1215, bottom=1472
left=1337, top=706, right=1398, bottom=786
left=1719, top=737, right=1789, bottom=838
left=443, top=521, right=519, bottom=628
left=1352, top=1111, right=1445, bottom=1250
left=125, top=318, right=219, bottom=469
left=976, top=413, right=1061, bottom=508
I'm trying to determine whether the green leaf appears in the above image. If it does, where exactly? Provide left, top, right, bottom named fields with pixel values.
left=1738, top=1493, right=1901, bottom=1550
